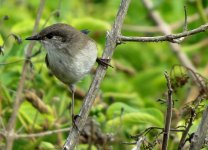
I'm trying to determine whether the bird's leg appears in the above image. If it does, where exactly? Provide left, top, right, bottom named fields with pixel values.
left=96, top=58, right=113, bottom=68
left=69, top=85, right=80, bottom=129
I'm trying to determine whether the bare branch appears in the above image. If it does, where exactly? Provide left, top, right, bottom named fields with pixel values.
left=142, top=0, right=195, bottom=70
left=190, top=106, right=208, bottom=150
left=142, top=0, right=208, bottom=108
left=122, top=8, right=208, bottom=33
left=12, top=128, right=70, bottom=139
left=131, top=126, right=185, bottom=142
left=132, top=137, right=144, bottom=150
left=172, top=8, right=208, bottom=30
left=62, top=0, right=132, bottom=149
left=24, top=90, right=51, bottom=114
left=119, top=24, right=208, bottom=43
left=162, top=72, right=173, bottom=150
left=178, top=107, right=196, bottom=150
left=114, top=61, right=136, bottom=76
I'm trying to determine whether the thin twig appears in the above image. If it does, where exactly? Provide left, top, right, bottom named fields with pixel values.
left=162, top=72, right=173, bottom=150
left=62, top=0, right=132, bottom=149
left=15, top=127, right=71, bottom=139
left=172, top=8, right=208, bottom=30
left=119, top=24, right=208, bottom=43
left=121, top=141, right=137, bottom=145
left=131, top=126, right=184, bottom=139
left=132, top=137, right=144, bottom=150
left=142, top=0, right=196, bottom=70
left=142, top=0, right=207, bottom=112
left=122, top=8, right=208, bottom=33
left=5, top=0, right=45, bottom=150
left=190, top=106, right=208, bottom=150
left=183, top=6, right=188, bottom=32
left=177, top=107, right=196, bottom=150
left=1, top=128, right=71, bottom=139
left=114, top=61, right=136, bottom=76
left=171, top=5, right=188, bottom=43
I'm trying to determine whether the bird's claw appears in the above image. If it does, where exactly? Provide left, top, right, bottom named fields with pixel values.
left=72, top=114, right=81, bottom=132
left=96, top=58, right=113, bottom=68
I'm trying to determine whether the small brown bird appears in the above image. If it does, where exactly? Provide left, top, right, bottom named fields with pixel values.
left=26, top=23, right=98, bottom=125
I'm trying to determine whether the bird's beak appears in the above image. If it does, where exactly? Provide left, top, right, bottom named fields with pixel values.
left=25, top=34, right=41, bottom=41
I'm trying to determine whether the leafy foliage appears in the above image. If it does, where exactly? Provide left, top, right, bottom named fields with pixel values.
left=0, top=0, right=208, bottom=150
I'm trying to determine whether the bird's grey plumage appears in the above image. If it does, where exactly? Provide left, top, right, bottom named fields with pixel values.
left=36, top=23, right=97, bottom=85
left=26, top=23, right=98, bottom=128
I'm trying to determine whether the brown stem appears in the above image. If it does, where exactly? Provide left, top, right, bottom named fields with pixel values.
left=62, top=0, right=132, bottom=149
left=142, top=0, right=196, bottom=71
left=120, top=24, right=208, bottom=42
left=5, top=0, right=45, bottom=149
left=142, top=0, right=207, bottom=117
left=122, top=8, right=208, bottom=33
left=190, top=106, right=208, bottom=150
left=177, top=108, right=195, bottom=150
left=14, top=128, right=70, bottom=139
left=162, top=72, right=173, bottom=150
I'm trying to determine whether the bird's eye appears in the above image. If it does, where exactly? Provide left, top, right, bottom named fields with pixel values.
left=46, top=33, right=53, bottom=39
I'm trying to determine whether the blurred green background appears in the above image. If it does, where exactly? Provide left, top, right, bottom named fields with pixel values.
left=0, top=0, right=208, bottom=149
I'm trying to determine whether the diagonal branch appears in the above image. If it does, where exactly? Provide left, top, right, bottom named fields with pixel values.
left=142, top=0, right=207, bottom=98
left=141, top=1, right=208, bottom=150
left=190, top=106, right=208, bottom=150
left=142, top=0, right=195, bottom=71
left=62, top=0, right=132, bottom=149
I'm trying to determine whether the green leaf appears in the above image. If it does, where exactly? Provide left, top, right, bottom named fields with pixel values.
left=107, top=112, right=163, bottom=129
left=39, top=141, right=55, bottom=149
left=106, top=102, right=164, bottom=130
left=18, top=101, right=54, bottom=130
left=103, top=92, right=144, bottom=107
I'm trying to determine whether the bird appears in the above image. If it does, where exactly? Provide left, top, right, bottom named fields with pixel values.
left=26, top=23, right=98, bottom=127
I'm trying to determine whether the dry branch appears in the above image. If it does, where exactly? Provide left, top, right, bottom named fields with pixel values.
left=142, top=0, right=196, bottom=71
left=142, top=0, right=208, bottom=93
left=14, top=128, right=70, bottom=139
left=122, top=8, right=208, bottom=33
left=190, top=106, right=208, bottom=150
left=62, top=0, right=132, bottom=149
left=162, top=72, right=173, bottom=150
left=24, top=90, right=51, bottom=114
left=120, top=24, right=208, bottom=42
left=142, top=0, right=208, bottom=100
left=141, top=0, right=208, bottom=149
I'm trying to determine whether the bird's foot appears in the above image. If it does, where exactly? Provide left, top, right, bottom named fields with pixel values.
left=72, top=114, right=81, bottom=132
left=96, top=58, right=113, bottom=68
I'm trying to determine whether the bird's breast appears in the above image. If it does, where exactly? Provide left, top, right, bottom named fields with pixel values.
left=46, top=40, right=97, bottom=85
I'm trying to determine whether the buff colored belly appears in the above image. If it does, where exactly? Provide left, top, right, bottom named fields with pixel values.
left=47, top=41, right=97, bottom=85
